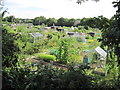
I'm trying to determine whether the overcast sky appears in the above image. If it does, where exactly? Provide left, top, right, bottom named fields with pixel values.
left=4, top=0, right=117, bottom=19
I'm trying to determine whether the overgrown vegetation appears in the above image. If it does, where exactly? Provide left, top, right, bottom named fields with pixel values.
left=2, top=1, right=120, bottom=89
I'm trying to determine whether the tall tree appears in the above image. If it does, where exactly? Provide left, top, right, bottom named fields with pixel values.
left=101, top=0, right=120, bottom=85
left=45, top=18, right=57, bottom=26
left=56, top=17, right=68, bottom=26
left=3, top=15, right=15, bottom=22
left=80, top=16, right=110, bottom=29
left=67, top=18, right=76, bottom=27
left=33, top=16, right=46, bottom=25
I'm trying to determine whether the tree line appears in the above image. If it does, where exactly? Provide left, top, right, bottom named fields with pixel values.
left=2, top=15, right=111, bottom=30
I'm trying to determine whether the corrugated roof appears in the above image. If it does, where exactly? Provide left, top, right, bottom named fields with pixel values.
left=29, top=32, right=43, bottom=37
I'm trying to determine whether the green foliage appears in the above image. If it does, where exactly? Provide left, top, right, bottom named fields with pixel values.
left=23, top=43, right=36, bottom=55
left=3, top=23, right=119, bottom=90
left=3, top=62, right=94, bottom=90
left=74, top=27, right=79, bottom=32
left=67, top=18, right=76, bottom=27
left=16, top=25, right=27, bottom=32
left=49, top=49, right=59, bottom=57
left=101, top=1, right=120, bottom=85
left=2, top=26, right=20, bottom=67
left=80, top=16, right=110, bottom=30
left=85, top=36, right=89, bottom=39
left=57, top=38, right=72, bottom=63
left=33, top=16, right=46, bottom=25
left=37, top=53, right=56, bottom=61
left=76, top=37, right=83, bottom=42
left=34, top=26, right=40, bottom=29
left=3, top=65, right=31, bottom=90
left=47, top=33, right=52, bottom=39
left=3, top=15, right=16, bottom=22
left=56, top=17, right=68, bottom=26
left=3, top=5, right=119, bottom=89
left=45, top=18, right=57, bottom=26
left=56, top=17, right=75, bottom=27
left=59, top=68, right=92, bottom=89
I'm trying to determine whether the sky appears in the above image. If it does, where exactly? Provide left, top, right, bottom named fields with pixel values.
left=4, top=0, right=117, bottom=19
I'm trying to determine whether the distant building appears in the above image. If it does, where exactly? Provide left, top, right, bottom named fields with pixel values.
left=56, top=26, right=64, bottom=32
left=27, top=23, right=33, bottom=29
left=51, top=26, right=57, bottom=29
left=88, top=32, right=95, bottom=37
left=66, top=32, right=75, bottom=37
left=44, top=27, right=51, bottom=30
left=74, top=20, right=80, bottom=25
left=66, top=32, right=85, bottom=38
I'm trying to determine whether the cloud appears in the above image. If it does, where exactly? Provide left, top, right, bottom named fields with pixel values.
left=4, top=0, right=116, bottom=19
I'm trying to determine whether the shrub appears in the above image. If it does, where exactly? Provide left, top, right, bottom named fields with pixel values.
left=85, top=36, right=89, bottom=39
left=37, top=54, right=56, bottom=61
left=2, top=26, right=20, bottom=67
left=76, top=37, right=83, bottom=42
left=34, top=26, right=40, bottom=29
left=84, top=26, right=88, bottom=30
left=60, top=70, right=92, bottom=89
left=50, top=49, right=59, bottom=56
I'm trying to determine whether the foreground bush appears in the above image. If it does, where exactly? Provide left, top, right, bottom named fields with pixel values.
left=3, top=63, right=119, bottom=90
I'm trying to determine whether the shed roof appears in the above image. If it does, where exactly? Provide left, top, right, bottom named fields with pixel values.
left=95, top=46, right=107, bottom=58
left=29, top=32, right=43, bottom=37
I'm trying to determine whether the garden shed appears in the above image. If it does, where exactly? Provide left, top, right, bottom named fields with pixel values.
left=44, top=27, right=51, bottom=30
left=88, top=32, right=95, bottom=37
left=56, top=27, right=64, bottom=32
left=82, top=46, right=107, bottom=67
left=67, top=32, right=74, bottom=36
left=94, top=46, right=107, bottom=67
left=29, top=32, right=43, bottom=43
left=82, top=50, right=93, bottom=64
left=51, top=26, right=57, bottom=29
